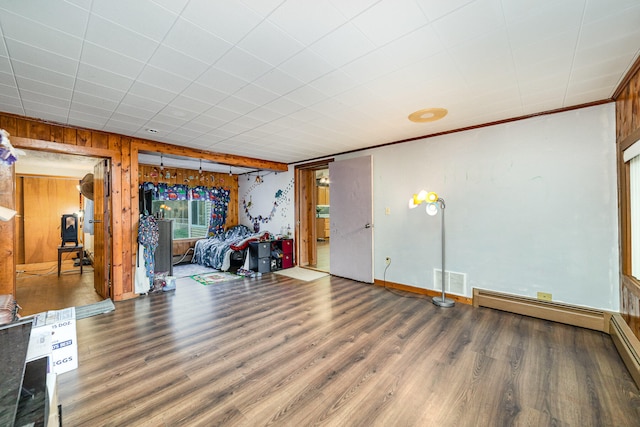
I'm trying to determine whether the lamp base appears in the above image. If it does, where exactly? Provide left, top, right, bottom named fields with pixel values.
left=432, top=296, right=455, bottom=308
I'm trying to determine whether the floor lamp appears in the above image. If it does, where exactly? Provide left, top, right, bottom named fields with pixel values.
left=409, top=190, right=455, bottom=308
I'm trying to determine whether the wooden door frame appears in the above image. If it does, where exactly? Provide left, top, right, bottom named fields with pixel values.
left=10, top=137, right=118, bottom=298
left=294, top=159, right=332, bottom=269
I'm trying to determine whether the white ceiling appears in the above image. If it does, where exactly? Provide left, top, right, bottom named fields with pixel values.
left=0, top=0, right=638, bottom=166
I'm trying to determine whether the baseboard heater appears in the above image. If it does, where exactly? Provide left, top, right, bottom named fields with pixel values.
left=473, top=288, right=609, bottom=332
left=610, top=313, right=640, bottom=388
left=473, top=288, right=640, bottom=388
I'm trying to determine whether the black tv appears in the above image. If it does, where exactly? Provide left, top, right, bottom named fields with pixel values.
left=0, top=318, right=33, bottom=427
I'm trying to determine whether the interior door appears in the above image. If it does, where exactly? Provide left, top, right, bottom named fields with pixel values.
left=329, top=156, right=373, bottom=283
left=296, top=168, right=317, bottom=267
left=93, top=159, right=111, bottom=298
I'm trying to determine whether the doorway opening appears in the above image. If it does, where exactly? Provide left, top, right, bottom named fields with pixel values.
left=295, top=160, right=332, bottom=273
left=14, top=150, right=108, bottom=315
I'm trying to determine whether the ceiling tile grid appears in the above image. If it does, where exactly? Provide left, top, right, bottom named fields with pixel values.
left=0, top=0, right=637, bottom=168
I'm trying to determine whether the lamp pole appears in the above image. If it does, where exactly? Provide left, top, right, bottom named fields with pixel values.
left=432, top=198, right=454, bottom=308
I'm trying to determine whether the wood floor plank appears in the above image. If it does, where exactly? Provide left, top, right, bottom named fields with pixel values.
left=57, top=274, right=640, bottom=426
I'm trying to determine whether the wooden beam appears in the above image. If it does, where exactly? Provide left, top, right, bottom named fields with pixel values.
left=133, top=139, right=288, bottom=172
left=11, top=136, right=114, bottom=158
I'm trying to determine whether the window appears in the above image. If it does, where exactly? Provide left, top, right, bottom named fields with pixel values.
left=151, top=200, right=211, bottom=240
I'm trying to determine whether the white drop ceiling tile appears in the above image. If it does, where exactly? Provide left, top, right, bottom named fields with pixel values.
left=582, top=0, right=640, bottom=24
left=72, top=91, right=119, bottom=111
left=149, top=0, right=189, bottom=14
left=376, top=25, right=444, bottom=70
left=70, top=100, right=115, bottom=118
left=216, top=96, right=259, bottom=115
left=0, top=12, right=83, bottom=58
left=145, top=115, right=188, bottom=129
left=182, top=0, right=262, bottom=44
left=147, top=45, right=210, bottom=81
left=165, top=95, right=211, bottom=115
left=196, top=66, right=249, bottom=94
left=217, top=120, right=253, bottom=135
left=310, top=23, right=376, bottom=68
left=5, top=39, right=77, bottom=77
left=277, top=49, right=335, bottom=84
left=202, top=105, right=243, bottom=122
left=0, top=1, right=89, bottom=38
left=253, top=68, right=305, bottom=96
left=180, top=83, right=228, bottom=106
left=108, top=112, right=148, bottom=126
left=0, top=93, right=22, bottom=108
left=168, top=127, right=205, bottom=140
left=23, top=108, right=67, bottom=123
left=309, top=70, right=359, bottom=98
left=570, top=56, right=635, bottom=87
left=22, top=100, right=69, bottom=117
left=11, top=60, right=75, bottom=90
left=263, top=97, right=305, bottom=116
left=563, top=89, right=610, bottom=108
left=328, top=0, right=379, bottom=20
left=74, top=79, right=126, bottom=102
left=268, top=0, right=346, bottom=46
left=76, top=63, right=135, bottom=92
left=432, top=0, right=504, bottom=48
left=506, top=3, right=583, bottom=50
left=15, top=76, right=71, bottom=100
left=284, top=85, right=328, bottom=107
left=180, top=118, right=223, bottom=134
left=233, top=83, right=280, bottom=106
left=114, top=103, right=159, bottom=120
left=119, top=92, right=167, bottom=114
left=85, top=14, right=158, bottom=63
left=238, top=20, right=304, bottom=67
left=64, top=0, right=92, bottom=10
left=415, top=0, right=474, bottom=22
left=155, top=109, right=197, bottom=124
left=162, top=18, right=232, bottom=66
left=138, top=66, right=192, bottom=94
left=216, top=48, right=273, bottom=84
left=578, top=11, right=640, bottom=49
left=567, top=73, right=620, bottom=96
left=91, top=0, right=178, bottom=41
left=80, top=42, right=145, bottom=79
left=244, top=107, right=283, bottom=124
left=338, top=48, right=398, bottom=85
left=0, top=84, right=20, bottom=98
left=352, top=0, right=429, bottom=47
left=68, top=110, right=109, bottom=127
left=104, top=119, right=143, bottom=132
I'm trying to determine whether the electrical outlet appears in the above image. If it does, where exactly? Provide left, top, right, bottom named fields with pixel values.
left=537, top=292, right=552, bottom=302
left=385, top=257, right=391, bottom=265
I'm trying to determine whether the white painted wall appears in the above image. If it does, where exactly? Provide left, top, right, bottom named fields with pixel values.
left=359, top=103, right=619, bottom=310
left=254, top=103, right=619, bottom=311
left=237, top=169, right=295, bottom=238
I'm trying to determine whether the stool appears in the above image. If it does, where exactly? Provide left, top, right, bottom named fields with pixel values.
left=57, top=245, right=83, bottom=276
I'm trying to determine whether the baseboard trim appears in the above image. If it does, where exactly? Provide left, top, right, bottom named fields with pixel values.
left=472, top=288, right=610, bottom=332
left=374, top=279, right=472, bottom=305
left=610, top=314, right=640, bottom=388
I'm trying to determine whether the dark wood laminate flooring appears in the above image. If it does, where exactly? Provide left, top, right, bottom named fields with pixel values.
left=58, top=274, right=640, bottom=426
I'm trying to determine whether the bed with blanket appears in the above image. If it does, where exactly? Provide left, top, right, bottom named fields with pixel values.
left=192, top=225, right=270, bottom=271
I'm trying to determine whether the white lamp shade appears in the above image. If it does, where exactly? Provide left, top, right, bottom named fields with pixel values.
left=426, top=203, right=438, bottom=216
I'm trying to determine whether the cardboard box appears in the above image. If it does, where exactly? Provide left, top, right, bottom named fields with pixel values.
left=26, top=307, right=78, bottom=374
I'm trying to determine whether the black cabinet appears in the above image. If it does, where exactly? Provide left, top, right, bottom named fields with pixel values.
left=155, top=219, right=173, bottom=276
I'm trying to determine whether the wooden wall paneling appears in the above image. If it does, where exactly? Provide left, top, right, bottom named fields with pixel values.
left=1, top=115, right=17, bottom=136
left=63, top=127, right=77, bottom=145
left=91, top=132, right=109, bottom=150
left=130, top=143, right=140, bottom=295
left=616, top=57, right=640, bottom=341
left=76, top=129, right=90, bottom=147
left=0, top=164, right=16, bottom=296
left=23, top=177, right=79, bottom=263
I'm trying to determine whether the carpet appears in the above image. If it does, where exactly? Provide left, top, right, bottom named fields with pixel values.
left=173, top=263, right=218, bottom=278
left=76, top=298, right=115, bottom=320
left=273, top=267, right=329, bottom=282
left=191, top=271, right=243, bottom=286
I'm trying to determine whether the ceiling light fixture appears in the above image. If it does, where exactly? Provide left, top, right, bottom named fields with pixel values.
left=408, top=108, right=448, bottom=123
left=146, top=128, right=158, bottom=134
